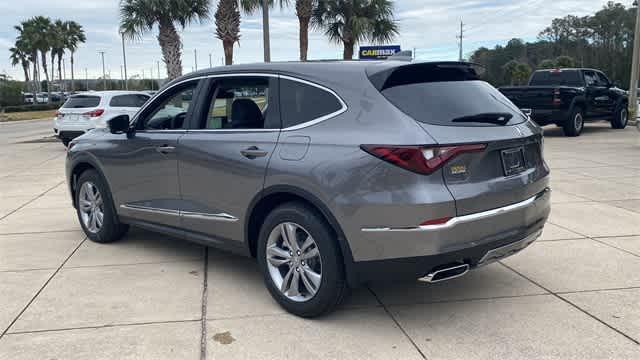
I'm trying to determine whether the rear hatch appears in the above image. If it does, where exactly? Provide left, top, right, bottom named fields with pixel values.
left=368, top=62, right=549, bottom=216
left=58, top=95, right=102, bottom=125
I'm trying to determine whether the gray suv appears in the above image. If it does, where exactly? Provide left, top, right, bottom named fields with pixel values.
left=66, top=61, right=550, bottom=317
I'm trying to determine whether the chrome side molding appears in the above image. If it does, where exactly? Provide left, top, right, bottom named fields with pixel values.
left=362, top=188, right=550, bottom=233
left=120, top=205, right=239, bottom=222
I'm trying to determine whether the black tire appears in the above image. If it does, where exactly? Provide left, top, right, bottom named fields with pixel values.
left=562, top=107, right=584, bottom=137
left=257, top=202, right=348, bottom=318
left=611, top=103, right=628, bottom=129
left=75, top=169, right=129, bottom=243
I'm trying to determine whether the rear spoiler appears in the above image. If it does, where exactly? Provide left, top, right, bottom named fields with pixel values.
left=366, top=61, right=485, bottom=91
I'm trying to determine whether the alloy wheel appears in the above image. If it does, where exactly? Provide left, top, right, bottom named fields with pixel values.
left=574, top=112, right=583, bottom=133
left=265, top=222, right=323, bottom=302
left=621, top=108, right=628, bottom=126
left=78, top=181, right=104, bottom=233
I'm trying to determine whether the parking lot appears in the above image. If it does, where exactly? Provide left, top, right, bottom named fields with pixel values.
left=0, top=119, right=639, bottom=359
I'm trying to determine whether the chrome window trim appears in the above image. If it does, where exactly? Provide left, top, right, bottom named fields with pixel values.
left=132, top=72, right=348, bottom=132
left=120, top=204, right=238, bottom=222
left=361, top=188, right=550, bottom=233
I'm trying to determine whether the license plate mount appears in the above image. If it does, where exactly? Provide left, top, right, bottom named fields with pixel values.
left=501, top=147, right=526, bottom=176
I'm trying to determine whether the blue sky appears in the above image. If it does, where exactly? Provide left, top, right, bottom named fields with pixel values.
left=0, top=0, right=619, bottom=80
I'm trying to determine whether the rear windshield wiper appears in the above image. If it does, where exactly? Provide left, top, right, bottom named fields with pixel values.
left=452, top=113, right=513, bottom=125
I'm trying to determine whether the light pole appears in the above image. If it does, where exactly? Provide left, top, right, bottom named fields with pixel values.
left=98, top=51, right=106, bottom=90
left=85, top=68, right=88, bottom=91
left=209, top=53, right=212, bottom=68
left=630, top=1, right=640, bottom=127
left=194, top=49, right=198, bottom=71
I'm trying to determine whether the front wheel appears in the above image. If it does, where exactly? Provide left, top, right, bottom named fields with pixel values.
left=562, top=107, right=584, bottom=137
left=76, top=170, right=129, bottom=243
left=611, top=103, right=628, bottom=129
left=257, top=202, right=348, bottom=317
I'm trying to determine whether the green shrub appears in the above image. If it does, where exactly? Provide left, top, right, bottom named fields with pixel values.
left=3, top=103, right=61, bottom=113
left=0, top=80, right=24, bottom=107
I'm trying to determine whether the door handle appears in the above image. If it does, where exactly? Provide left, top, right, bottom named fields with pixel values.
left=156, top=145, right=176, bottom=154
left=240, top=146, right=268, bottom=159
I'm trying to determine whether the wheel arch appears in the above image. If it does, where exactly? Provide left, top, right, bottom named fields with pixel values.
left=245, top=185, right=358, bottom=285
left=68, top=155, right=110, bottom=209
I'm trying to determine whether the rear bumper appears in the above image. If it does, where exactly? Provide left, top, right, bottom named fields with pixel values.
left=349, top=188, right=550, bottom=283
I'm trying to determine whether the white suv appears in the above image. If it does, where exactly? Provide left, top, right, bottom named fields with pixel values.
left=54, top=91, right=150, bottom=146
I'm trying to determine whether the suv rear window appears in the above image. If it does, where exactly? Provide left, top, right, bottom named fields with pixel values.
left=62, top=95, right=100, bottom=108
left=529, top=70, right=583, bottom=86
left=109, top=94, right=149, bottom=107
left=381, top=80, right=526, bottom=127
left=279, top=79, right=343, bottom=128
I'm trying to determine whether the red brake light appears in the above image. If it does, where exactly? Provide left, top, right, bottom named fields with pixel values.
left=83, top=109, right=104, bottom=117
left=55, top=111, right=64, bottom=118
left=420, top=217, right=452, bottom=226
left=360, top=144, right=486, bottom=175
left=552, top=88, right=562, bottom=105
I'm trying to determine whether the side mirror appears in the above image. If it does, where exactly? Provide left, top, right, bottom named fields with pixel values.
left=108, top=115, right=131, bottom=134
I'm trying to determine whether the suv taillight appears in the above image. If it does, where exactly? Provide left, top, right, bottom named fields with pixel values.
left=83, top=109, right=104, bottom=117
left=360, top=144, right=486, bottom=175
left=55, top=111, right=64, bottom=118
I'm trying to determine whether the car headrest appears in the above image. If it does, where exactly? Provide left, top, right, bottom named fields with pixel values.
left=231, top=98, right=263, bottom=129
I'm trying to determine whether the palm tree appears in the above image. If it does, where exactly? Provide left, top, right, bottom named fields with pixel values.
left=22, top=16, right=53, bottom=102
left=9, top=43, right=30, bottom=84
left=296, top=0, right=315, bottom=61
left=64, top=21, right=86, bottom=92
left=120, top=0, right=210, bottom=80
left=50, top=19, right=66, bottom=89
left=14, top=22, right=40, bottom=94
left=215, top=0, right=241, bottom=65
left=312, top=0, right=398, bottom=60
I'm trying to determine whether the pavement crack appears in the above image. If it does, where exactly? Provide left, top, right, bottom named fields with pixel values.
left=0, top=237, right=87, bottom=339
left=366, top=285, right=428, bottom=360
left=200, top=247, right=209, bottom=360
left=499, top=261, right=640, bottom=346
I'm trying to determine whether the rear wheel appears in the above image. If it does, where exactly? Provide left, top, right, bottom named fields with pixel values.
left=257, top=202, right=348, bottom=317
left=611, top=103, right=628, bottom=129
left=76, top=170, right=128, bottom=243
left=562, top=107, right=584, bottom=137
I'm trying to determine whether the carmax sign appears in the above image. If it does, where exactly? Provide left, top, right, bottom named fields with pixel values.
left=359, top=45, right=401, bottom=60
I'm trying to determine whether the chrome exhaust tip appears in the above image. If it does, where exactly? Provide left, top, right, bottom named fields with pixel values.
left=418, top=263, right=470, bottom=283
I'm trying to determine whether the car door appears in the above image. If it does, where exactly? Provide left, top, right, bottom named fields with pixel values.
left=583, top=70, right=609, bottom=118
left=108, top=80, right=201, bottom=227
left=595, top=71, right=616, bottom=115
left=178, top=75, right=280, bottom=247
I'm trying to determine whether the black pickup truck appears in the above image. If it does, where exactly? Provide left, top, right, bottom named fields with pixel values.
left=499, top=68, right=628, bottom=136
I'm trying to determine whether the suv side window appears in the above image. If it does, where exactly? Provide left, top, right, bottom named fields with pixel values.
left=201, top=77, right=277, bottom=129
left=583, top=71, right=597, bottom=87
left=595, top=72, right=610, bottom=87
left=137, top=82, right=197, bottom=130
left=110, top=94, right=150, bottom=107
left=279, top=79, right=343, bottom=128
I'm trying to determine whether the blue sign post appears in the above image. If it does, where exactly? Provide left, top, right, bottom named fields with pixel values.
left=359, top=45, right=402, bottom=60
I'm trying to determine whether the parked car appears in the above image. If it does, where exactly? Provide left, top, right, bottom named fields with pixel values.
left=499, top=68, right=628, bottom=136
left=66, top=61, right=550, bottom=317
left=54, top=91, right=151, bottom=146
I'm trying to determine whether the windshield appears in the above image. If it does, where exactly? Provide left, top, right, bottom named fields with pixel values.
left=529, top=70, right=583, bottom=86
left=381, top=80, right=527, bottom=127
left=62, top=95, right=101, bottom=108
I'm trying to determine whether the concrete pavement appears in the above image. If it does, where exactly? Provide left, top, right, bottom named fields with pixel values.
left=1, top=120, right=639, bottom=359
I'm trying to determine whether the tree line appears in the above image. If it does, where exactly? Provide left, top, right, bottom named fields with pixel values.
left=10, top=16, right=86, bottom=100
left=120, top=0, right=398, bottom=80
left=470, top=1, right=635, bottom=88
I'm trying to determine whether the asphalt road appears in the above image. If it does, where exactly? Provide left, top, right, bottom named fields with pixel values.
left=0, top=119, right=53, bottom=145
